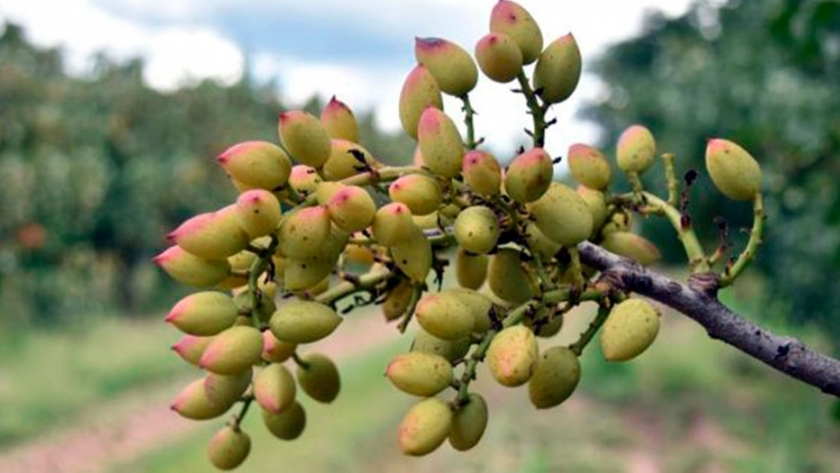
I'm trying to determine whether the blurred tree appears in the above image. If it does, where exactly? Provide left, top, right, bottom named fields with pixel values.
left=582, top=0, right=840, bottom=337
left=0, top=23, right=413, bottom=325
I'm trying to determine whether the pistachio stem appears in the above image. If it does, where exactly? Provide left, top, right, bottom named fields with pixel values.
left=516, top=70, right=548, bottom=148
left=621, top=191, right=710, bottom=273
left=315, top=267, right=394, bottom=306
left=232, top=395, right=254, bottom=429
left=569, top=303, right=610, bottom=356
left=454, top=287, right=604, bottom=404
left=291, top=352, right=311, bottom=370
left=459, top=94, right=479, bottom=150
left=719, top=193, right=765, bottom=287
left=397, top=283, right=424, bottom=333
left=247, top=234, right=279, bottom=327
left=662, top=153, right=679, bottom=207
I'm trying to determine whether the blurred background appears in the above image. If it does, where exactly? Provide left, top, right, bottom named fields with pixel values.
left=0, top=0, right=839, bottom=471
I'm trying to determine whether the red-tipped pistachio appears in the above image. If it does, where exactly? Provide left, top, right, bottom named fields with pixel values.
left=415, top=291, right=475, bottom=340
left=278, top=110, right=332, bottom=168
left=171, top=378, right=230, bottom=420
left=166, top=291, right=238, bottom=336
left=203, top=369, right=252, bottom=409
left=705, top=138, right=762, bottom=201
left=454, top=206, right=500, bottom=255
left=322, top=139, right=378, bottom=181
left=153, top=246, right=230, bottom=288
left=475, top=32, right=523, bottom=83
left=269, top=300, right=342, bottom=344
left=600, top=298, right=660, bottom=361
left=254, top=363, right=297, bottom=414
left=217, top=141, right=292, bottom=191
left=533, top=34, right=582, bottom=104
left=399, top=65, right=443, bottom=139
left=490, top=0, right=544, bottom=65
left=167, top=207, right=249, bottom=260
left=462, top=149, right=502, bottom=197
left=373, top=202, right=416, bottom=247
left=415, top=37, right=478, bottom=96
left=417, top=107, right=464, bottom=178
left=261, top=330, right=297, bottom=363
left=616, top=125, right=657, bottom=174
left=397, top=398, right=453, bottom=456
left=527, top=182, right=593, bottom=246
left=320, top=96, right=359, bottom=143
left=389, top=174, right=443, bottom=216
left=288, top=164, right=323, bottom=195
left=486, top=325, right=539, bottom=387
left=276, top=205, right=332, bottom=258
left=198, top=325, right=263, bottom=375
left=386, top=352, right=453, bottom=397
left=234, top=189, right=282, bottom=239
left=568, top=143, right=611, bottom=190
left=207, top=426, right=251, bottom=471
left=172, top=334, right=214, bottom=366
left=504, top=147, right=553, bottom=203
left=326, top=185, right=376, bottom=233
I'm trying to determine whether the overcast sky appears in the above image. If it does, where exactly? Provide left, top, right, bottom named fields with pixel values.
left=0, top=0, right=695, bottom=163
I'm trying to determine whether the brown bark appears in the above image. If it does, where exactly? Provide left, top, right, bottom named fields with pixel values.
left=577, top=241, right=840, bottom=397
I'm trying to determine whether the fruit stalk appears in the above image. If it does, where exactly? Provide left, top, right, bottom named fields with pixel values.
left=569, top=303, right=610, bottom=356
left=662, top=153, right=679, bottom=207
left=515, top=70, right=549, bottom=148
left=719, top=193, right=764, bottom=287
left=248, top=234, right=279, bottom=327
left=459, top=94, right=479, bottom=150
left=455, top=286, right=603, bottom=404
left=232, top=394, right=254, bottom=429
left=618, top=191, right=709, bottom=273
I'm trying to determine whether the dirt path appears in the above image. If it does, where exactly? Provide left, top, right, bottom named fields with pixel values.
left=0, top=312, right=397, bottom=473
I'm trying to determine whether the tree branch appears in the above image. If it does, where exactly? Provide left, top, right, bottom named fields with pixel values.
left=577, top=241, right=840, bottom=397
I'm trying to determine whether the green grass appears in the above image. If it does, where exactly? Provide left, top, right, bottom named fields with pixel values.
left=4, top=272, right=840, bottom=472
left=0, top=317, right=186, bottom=446
left=116, top=340, right=412, bottom=473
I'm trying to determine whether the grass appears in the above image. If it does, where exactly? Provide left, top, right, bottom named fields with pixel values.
left=116, top=340, right=412, bottom=473
left=0, top=316, right=186, bottom=446
left=2, top=271, right=839, bottom=471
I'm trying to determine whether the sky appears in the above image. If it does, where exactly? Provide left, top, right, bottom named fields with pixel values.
left=0, top=0, right=695, bottom=163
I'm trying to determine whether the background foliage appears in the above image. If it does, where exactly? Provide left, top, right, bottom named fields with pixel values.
left=582, top=0, right=840, bottom=340
left=0, top=23, right=411, bottom=327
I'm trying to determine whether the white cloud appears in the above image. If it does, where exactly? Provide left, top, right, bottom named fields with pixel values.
left=0, top=0, right=243, bottom=90
left=0, top=0, right=694, bottom=156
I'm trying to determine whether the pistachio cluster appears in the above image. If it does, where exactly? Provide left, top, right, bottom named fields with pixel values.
left=156, top=1, right=764, bottom=469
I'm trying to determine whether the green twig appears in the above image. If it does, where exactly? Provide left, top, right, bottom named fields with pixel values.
left=661, top=153, right=679, bottom=207
left=619, top=191, right=709, bottom=273
left=247, top=234, right=279, bottom=327
left=719, top=193, right=764, bottom=287
left=515, top=70, right=549, bottom=148
left=315, top=268, right=394, bottom=306
left=291, top=352, right=311, bottom=370
left=569, top=303, right=610, bottom=356
left=397, top=284, right=423, bottom=333
left=454, top=287, right=604, bottom=404
left=232, top=395, right=254, bottom=429
left=459, top=94, right=479, bottom=150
